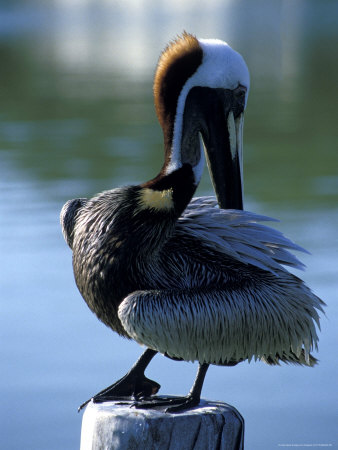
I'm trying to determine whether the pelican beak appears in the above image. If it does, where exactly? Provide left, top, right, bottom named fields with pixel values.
left=202, top=111, right=244, bottom=210
left=200, top=87, right=246, bottom=211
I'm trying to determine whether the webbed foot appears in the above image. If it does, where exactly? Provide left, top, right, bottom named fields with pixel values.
left=133, top=394, right=200, bottom=413
left=78, top=372, right=160, bottom=411
left=78, top=348, right=159, bottom=412
left=131, top=362, right=209, bottom=414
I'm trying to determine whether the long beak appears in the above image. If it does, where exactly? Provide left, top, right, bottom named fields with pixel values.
left=202, top=111, right=244, bottom=211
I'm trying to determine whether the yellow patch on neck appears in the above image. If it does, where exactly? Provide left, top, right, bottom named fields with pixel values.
left=138, top=188, right=174, bottom=211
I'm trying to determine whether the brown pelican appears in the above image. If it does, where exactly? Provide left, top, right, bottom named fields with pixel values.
left=61, top=33, right=324, bottom=413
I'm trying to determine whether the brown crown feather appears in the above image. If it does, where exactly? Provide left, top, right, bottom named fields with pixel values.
left=153, top=32, right=203, bottom=152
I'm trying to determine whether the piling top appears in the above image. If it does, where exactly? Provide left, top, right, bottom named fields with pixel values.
left=80, top=398, right=244, bottom=450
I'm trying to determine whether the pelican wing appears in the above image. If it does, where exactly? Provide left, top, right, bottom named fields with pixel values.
left=177, top=196, right=308, bottom=275
left=117, top=196, right=323, bottom=367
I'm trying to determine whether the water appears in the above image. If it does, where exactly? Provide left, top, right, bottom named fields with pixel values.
left=1, top=1, right=337, bottom=449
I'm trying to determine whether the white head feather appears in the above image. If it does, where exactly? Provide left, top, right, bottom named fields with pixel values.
left=168, top=38, right=250, bottom=183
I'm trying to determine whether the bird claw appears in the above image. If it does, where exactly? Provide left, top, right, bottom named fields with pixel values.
left=165, top=396, right=200, bottom=413
left=132, top=395, right=200, bottom=413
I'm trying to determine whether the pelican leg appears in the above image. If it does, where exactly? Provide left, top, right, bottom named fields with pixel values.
left=134, top=363, right=209, bottom=413
left=78, top=348, right=159, bottom=412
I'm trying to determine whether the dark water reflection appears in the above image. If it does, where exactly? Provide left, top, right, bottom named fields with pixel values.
left=1, top=1, right=337, bottom=449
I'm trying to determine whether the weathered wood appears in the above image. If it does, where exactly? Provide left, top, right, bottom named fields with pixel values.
left=80, top=398, right=244, bottom=450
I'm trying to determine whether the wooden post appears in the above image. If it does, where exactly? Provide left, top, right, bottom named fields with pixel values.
left=80, top=398, right=244, bottom=449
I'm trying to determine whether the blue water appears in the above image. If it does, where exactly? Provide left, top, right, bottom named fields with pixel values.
left=1, top=2, right=337, bottom=449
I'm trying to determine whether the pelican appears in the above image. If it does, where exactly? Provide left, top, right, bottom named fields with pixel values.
left=61, top=33, right=324, bottom=413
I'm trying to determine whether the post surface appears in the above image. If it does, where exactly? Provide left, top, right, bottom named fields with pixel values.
left=80, top=399, right=244, bottom=450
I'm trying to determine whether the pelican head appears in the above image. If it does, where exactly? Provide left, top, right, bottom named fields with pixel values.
left=153, top=32, right=250, bottom=210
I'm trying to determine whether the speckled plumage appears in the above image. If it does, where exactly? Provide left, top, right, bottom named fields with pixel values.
left=61, top=190, right=323, bottom=366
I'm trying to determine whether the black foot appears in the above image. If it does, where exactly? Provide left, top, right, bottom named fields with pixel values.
left=78, top=373, right=160, bottom=412
left=133, top=395, right=200, bottom=413
left=131, top=362, right=209, bottom=414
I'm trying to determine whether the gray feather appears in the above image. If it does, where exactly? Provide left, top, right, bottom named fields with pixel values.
left=178, top=196, right=308, bottom=274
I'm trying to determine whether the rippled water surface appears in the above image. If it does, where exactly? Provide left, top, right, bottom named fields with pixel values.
left=1, top=1, right=337, bottom=449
